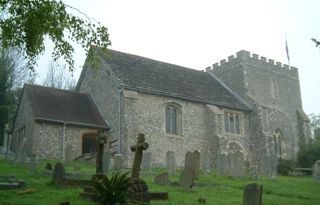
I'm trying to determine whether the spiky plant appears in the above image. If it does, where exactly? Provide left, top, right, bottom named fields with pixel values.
left=93, top=172, right=130, bottom=205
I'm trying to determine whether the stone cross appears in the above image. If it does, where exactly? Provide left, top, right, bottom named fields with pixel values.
left=96, top=130, right=108, bottom=175
left=131, top=133, right=149, bottom=179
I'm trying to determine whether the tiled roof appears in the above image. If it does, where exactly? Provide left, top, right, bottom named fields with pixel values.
left=24, top=84, right=109, bottom=129
left=100, top=49, right=250, bottom=110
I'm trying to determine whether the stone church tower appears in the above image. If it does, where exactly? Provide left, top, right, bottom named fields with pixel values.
left=208, top=50, right=310, bottom=165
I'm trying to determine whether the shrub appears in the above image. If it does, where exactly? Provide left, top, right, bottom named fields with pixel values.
left=94, top=172, right=130, bottom=205
left=277, top=158, right=295, bottom=176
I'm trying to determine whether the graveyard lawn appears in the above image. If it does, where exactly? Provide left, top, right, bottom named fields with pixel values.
left=1, top=159, right=320, bottom=205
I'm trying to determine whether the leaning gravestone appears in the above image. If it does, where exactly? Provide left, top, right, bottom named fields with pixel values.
left=64, top=144, right=73, bottom=165
left=180, top=151, right=195, bottom=189
left=166, top=151, right=176, bottom=176
left=141, top=152, right=152, bottom=171
left=102, top=152, right=111, bottom=174
left=243, top=183, right=263, bottom=205
left=313, top=160, right=320, bottom=181
left=53, top=162, right=66, bottom=184
left=216, top=153, right=228, bottom=175
left=154, top=173, right=170, bottom=185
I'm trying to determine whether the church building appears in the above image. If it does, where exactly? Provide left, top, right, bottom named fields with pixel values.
left=76, top=48, right=310, bottom=172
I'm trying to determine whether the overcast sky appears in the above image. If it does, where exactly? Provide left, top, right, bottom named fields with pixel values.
left=37, top=0, right=320, bottom=115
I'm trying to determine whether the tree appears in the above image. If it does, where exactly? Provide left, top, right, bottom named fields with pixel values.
left=42, top=60, right=76, bottom=90
left=297, top=113, right=320, bottom=168
left=0, top=0, right=111, bottom=72
left=0, top=46, right=34, bottom=146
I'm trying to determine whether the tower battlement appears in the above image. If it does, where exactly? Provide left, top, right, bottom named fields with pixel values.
left=206, top=50, right=298, bottom=78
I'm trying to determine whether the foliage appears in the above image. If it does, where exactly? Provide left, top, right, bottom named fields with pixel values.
left=0, top=46, right=34, bottom=145
left=277, top=158, right=295, bottom=176
left=297, top=113, right=320, bottom=168
left=0, top=0, right=111, bottom=72
left=93, top=172, right=130, bottom=205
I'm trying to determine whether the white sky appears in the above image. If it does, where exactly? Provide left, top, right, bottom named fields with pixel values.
left=37, top=0, right=320, bottom=115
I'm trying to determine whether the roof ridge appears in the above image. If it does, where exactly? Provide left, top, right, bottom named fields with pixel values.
left=25, top=83, right=87, bottom=96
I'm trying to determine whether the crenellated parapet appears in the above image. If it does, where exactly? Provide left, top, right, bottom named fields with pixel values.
left=206, top=50, right=298, bottom=79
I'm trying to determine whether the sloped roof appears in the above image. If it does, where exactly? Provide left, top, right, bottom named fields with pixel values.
left=24, top=84, right=109, bottom=129
left=99, top=49, right=250, bottom=111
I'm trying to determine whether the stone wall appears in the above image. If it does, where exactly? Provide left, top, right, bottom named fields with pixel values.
left=77, top=57, right=125, bottom=155
left=123, top=90, right=250, bottom=167
left=33, top=123, right=98, bottom=160
left=11, top=89, right=35, bottom=163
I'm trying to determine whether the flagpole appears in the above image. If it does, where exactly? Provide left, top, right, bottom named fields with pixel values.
left=285, top=34, right=291, bottom=67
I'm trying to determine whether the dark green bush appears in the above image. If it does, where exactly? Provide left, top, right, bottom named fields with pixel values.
left=277, top=158, right=295, bottom=176
left=94, top=172, right=130, bottom=205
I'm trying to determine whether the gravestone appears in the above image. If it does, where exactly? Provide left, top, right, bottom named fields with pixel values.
left=243, top=183, right=263, bottom=205
left=202, top=150, right=212, bottom=175
left=128, top=133, right=150, bottom=203
left=141, top=152, right=152, bottom=171
left=113, top=154, right=123, bottom=171
left=166, top=151, right=176, bottom=176
left=192, top=151, right=201, bottom=178
left=53, top=162, right=66, bottom=184
left=313, top=160, right=320, bottom=181
left=260, top=154, right=278, bottom=178
left=29, top=154, right=36, bottom=173
left=180, top=151, right=195, bottom=189
left=102, top=152, right=111, bottom=174
left=64, top=144, right=73, bottom=165
left=154, top=173, right=170, bottom=185
left=130, top=133, right=149, bottom=178
left=216, top=153, right=228, bottom=175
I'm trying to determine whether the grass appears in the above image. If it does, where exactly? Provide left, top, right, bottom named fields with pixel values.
left=1, top=157, right=320, bottom=205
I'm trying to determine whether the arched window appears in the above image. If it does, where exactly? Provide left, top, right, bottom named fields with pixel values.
left=273, top=129, right=283, bottom=157
left=165, top=104, right=182, bottom=135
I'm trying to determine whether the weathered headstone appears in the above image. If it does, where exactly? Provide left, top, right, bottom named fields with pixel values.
left=102, top=152, right=111, bottom=174
left=29, top=153, right=36, bottom=173
left=64, top=144, right=73, bottom=165
left=216, top=153, right=228, bottom=175
left=313, top=160, right=320, bottom=181
left=128, top=133, right=150, bottom=203
left=192, top=151, right=201, bottom=178
left=154, top=173, right=170, bottom=185
left=141, top=152, right=152, bottom=171
left=180, top=151, right=195, bottom=189
left=202, top=150, right=212, bottom=175
left=243, top=183, right=263, bottom=205
left=166, top=151, right=176, bottom=176
left=130, top=133, right=149, bottom=178
left=260, top=154, right=278, bottom=178
left=113, top=154, right=123, bottom=171
left=53, top=162, right=66, bottom=184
